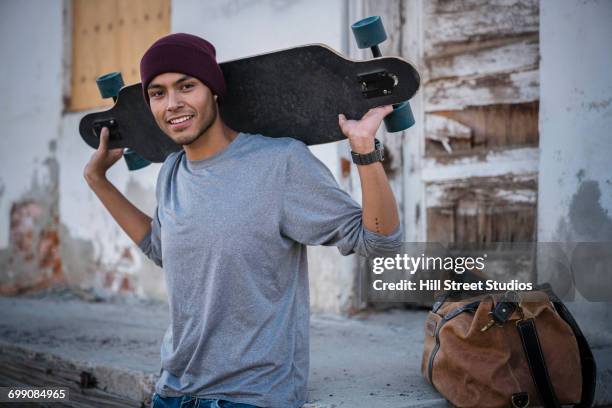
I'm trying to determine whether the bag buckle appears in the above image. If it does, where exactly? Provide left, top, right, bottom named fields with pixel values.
left=481, top=291, right=521, bottom=332
left=511, top=391, right=530, bottom=408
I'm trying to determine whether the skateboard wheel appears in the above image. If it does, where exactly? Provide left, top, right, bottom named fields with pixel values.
left=384, top=101, right=415, bottom=133
left=351, top=16, right=387, bottom=49
left=96, top=72, right=125, bottom=99
left=123, top=148, right=151, bottom=171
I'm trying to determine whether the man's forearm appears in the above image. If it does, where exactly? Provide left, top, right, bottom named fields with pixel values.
left=356, top=162, right=400, bottom=236
left=86, top=176, right=153, bottom=245
left=337, top=105, right=401, bottom=235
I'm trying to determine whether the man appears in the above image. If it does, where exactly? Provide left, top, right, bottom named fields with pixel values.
left=84, top=33, right=402, bottom=408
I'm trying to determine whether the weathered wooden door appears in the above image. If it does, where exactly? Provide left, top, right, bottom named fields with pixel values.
left=348, top=0, right=540, bottom=305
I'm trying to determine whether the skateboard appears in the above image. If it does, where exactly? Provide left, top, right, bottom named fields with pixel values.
left=79, top=16, right=420, bottom=170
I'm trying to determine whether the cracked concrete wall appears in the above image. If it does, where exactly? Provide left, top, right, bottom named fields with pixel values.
left=0, top=1, right=65, bottom=294
left=538, top=0, right=612, bottom=346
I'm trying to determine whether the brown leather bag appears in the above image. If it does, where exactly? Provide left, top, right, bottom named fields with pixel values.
left=421, top=285, right=596, bottom=408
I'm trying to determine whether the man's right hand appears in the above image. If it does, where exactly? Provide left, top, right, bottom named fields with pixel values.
left=84, top=127, right=124, bottom=185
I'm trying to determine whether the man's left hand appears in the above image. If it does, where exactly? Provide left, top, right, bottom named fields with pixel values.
left=338, top=105, right=393, bottom=154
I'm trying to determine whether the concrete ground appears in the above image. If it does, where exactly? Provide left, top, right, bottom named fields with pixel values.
left=0, top=293, right=610, bottom=407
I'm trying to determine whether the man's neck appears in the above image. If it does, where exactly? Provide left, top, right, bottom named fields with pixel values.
left=183, top=120, right=239, bottom=162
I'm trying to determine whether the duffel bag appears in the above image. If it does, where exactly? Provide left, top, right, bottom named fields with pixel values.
left=421, top=284, right=596, bottom=407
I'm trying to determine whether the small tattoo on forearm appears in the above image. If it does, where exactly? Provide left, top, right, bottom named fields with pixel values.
left=375, top=218, right=380, bottom=233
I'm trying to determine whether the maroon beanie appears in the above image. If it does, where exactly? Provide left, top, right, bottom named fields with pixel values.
left=140, top=33, right=226, bottom=105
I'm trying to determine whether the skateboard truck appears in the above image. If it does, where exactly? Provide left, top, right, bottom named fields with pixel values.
left=352, top=16, right=415, bottom=132
left=92, top=119, right=119, bottom=141
left=95, top=72, right=152, bottom=171
left=358, top=70, right=399, bottom=98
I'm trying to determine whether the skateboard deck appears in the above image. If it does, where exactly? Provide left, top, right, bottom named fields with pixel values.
left=79, top=44, right=420, bottom=163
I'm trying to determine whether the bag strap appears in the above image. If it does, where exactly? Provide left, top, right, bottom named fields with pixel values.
left=517, top=318, right=561, bottom=407
left=516, top=284, right=596, bottom=408
left=541, top=285, right=597, bottom=408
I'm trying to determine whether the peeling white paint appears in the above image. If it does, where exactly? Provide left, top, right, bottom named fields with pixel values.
left=425, top=115, right=472, bottom=153
left=425, top=69, right=539, bottom=111
left=494, top=188, right=537, bottom=203
left=423, top=0, right=539, bottom=55
left=422, top=147, right=539, bottom=182
left=425, top=175, right=537, bottom=207
left=427, top=37, right=539, bottom=80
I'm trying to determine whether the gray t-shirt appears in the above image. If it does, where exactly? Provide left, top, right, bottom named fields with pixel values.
left=139, top=133, right=402, bottom=407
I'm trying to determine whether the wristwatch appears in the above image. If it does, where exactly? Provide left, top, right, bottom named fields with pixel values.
left=351, top=138, right=384, bottom=165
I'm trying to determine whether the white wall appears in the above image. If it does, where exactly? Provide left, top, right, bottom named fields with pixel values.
left=0, top=1, right=65, bottom=290
left=538, top=0, right=612, bottom=345
left=0, top=1, right=63, bottom=248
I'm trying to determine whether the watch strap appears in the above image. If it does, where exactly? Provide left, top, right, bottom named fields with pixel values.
left=351, top=139, right=384, bottom=165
